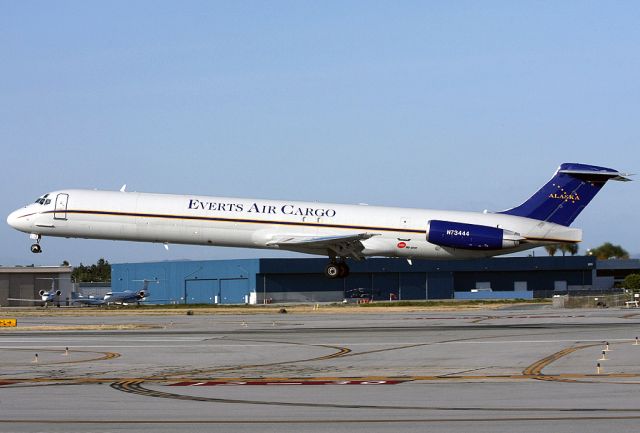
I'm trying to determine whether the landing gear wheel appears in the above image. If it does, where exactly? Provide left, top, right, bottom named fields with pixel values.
left=30, top=244, right=42, bottom=254
left=325, top=263, right=341, bottom=279
left=325, top=262, right=350, bottom=279
left=338, top=262, right=350, bottom=278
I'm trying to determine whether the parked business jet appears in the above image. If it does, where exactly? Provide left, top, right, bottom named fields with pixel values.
left=7, top=163, right=629, bottom=278
left=71, top=291, right=146, bottom=306
left=102, top=290, right=146, bottom=305
left=72, top=279, right=157, bottom=306
left=7, top=278, right=63, bottom=307
left=103, top=279, right=157, bottom=305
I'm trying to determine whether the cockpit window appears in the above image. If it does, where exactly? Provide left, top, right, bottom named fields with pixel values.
left=34, top=194, right=51, bottom=205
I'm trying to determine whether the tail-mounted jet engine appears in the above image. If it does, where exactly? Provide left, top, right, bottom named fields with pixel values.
left=39, top=290, right=62, bottom=297
left=426, top=220, right=523, bottom=250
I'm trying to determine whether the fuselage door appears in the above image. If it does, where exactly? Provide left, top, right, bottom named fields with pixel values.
left=54, top=193, right=69, bottom=220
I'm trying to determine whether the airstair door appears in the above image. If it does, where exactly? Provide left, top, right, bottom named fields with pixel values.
left=54, top=193, right=69, bottom=220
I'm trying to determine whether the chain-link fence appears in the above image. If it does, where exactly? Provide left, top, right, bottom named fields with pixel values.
left=553, top=293, right=637, bottom=308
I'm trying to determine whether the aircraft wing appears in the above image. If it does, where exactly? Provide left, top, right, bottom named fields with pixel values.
left=266, top=232, right=379, bottom=260
left=7, top=298, right=45, bottom=303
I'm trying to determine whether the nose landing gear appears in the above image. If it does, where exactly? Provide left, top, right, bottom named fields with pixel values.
left=30, top=234, right=42, bottom=254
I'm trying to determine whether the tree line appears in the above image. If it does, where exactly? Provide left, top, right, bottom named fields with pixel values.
left=545, top=242, right=629, bottom=259
left=61, top=258, right=111, bottom=282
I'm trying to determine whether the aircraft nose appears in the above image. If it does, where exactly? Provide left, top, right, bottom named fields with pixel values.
left=7, top=209, right=30, bottom=232
left=7, top=210, right=19, bottom=227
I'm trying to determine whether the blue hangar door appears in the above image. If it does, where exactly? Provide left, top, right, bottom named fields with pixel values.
left=220, top=279, right=250, bottom=304
left=185, top=279, right=217, bottom=304
left=427, top=272, right=454, bottom=299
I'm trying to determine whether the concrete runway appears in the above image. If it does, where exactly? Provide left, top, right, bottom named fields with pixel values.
left=2, top=306, right=640, bottom=432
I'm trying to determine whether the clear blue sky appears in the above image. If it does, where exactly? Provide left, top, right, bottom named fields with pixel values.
left=1, top=1, right=638, bottom=266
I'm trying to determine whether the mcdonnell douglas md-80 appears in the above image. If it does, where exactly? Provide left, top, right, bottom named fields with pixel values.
left=7, top=163, right=630, bottom=278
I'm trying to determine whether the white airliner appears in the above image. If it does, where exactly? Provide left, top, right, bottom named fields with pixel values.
left=7, top=163, right=629, bottom=278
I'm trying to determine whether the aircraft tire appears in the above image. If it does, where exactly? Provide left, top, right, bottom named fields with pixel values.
left=31, top=244, right=42, bottom=254
left=325, top=263, right=341, bottom=279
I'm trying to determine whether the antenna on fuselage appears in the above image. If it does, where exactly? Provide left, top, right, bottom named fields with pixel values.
left=120, top=184, right=127, bottom=192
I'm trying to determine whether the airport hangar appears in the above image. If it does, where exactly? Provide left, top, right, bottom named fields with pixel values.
left=110, top=256, right=640, bottom=304
left=0, top=265, right=73, bottom=306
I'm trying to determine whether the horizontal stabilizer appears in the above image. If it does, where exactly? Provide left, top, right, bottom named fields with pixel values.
left=558, top=165, right=631, bottom=182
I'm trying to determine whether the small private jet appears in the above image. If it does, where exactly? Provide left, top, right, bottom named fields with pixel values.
left=73, top=280, right=158, bottom=306
left=7, top=278, right=64, bottom=307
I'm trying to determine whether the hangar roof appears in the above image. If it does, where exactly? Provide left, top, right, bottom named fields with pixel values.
left=0, top=266, right=72, bottom=274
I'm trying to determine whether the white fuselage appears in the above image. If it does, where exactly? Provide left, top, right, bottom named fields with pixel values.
left=7, top=189, right=581, bottom=259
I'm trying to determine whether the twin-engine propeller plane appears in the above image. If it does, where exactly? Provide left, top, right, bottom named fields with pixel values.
left=7, top=163, right=630, bottom=278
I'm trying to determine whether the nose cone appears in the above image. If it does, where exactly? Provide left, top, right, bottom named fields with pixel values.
left=7, top=209, right=19, bottom=227
left=7, top=209, right=31, bottom=232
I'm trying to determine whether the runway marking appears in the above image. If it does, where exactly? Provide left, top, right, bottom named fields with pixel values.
left=2, top=338, right=637, bottom=390
left=150, top=337, right=352, bottom=379
left=7, top=369, right=640, bottom=389
left=522, top=342, right=601, bottom=376
left=104, top=340, right=640, bottom=405
left=109, top=380, right=640, bottom=413
left=0, top=347, right=120, bottom=366
left=169, top=379, right=402, bottom=386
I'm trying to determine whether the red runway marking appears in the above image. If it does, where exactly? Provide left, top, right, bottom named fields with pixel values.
left=169, top=380, right=403, bottom=386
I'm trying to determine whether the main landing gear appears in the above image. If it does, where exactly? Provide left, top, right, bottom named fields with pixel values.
left=325, top=261, right=350, bottom=279
left=30, top=234, right=42, bottom=254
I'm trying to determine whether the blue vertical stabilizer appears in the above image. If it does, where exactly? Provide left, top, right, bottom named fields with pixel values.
left=500, top=163, right=629, bottom=226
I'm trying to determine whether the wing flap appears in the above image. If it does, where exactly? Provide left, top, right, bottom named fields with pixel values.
left=266, top=232, right=379, bottom=259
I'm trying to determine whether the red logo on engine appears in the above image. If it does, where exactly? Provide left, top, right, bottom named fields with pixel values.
left=397, top=242, right=407, bottom=248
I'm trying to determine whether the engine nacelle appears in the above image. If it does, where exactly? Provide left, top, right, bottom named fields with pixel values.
left=426, top=220, right=522, bottom=250
left=39, top=290, right=45, bottom=296
left=137, top=291, right=146, bottom=299
left=55, top=290, right=62, bottom=296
